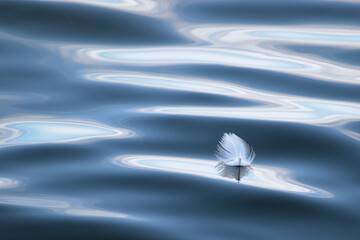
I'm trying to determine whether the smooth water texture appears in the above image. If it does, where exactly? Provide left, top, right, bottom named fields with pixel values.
left=0, top=1, right=360, bottom=239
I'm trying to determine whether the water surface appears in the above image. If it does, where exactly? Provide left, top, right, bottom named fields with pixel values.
left=0, top=0, right=359, bottom=239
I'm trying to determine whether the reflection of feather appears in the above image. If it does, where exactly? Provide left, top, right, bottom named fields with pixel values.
left=215, top=133, right=255, bottom=166
left=215, top=163, right=253, bottom=182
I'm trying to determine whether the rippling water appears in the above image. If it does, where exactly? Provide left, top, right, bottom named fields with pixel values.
left=1, top=0, right=360, bottom=239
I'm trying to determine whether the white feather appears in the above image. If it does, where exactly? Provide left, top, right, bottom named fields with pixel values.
left=215, top=133, right=256, bottom=166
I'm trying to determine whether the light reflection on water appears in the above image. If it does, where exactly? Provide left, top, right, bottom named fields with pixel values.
left=137, top=101, right=360, bottom=142
left=0, top=177, right=20, bottom=189
left=178, top=24, right=360, bottom=84
left=112, top=155, right=332, bottom=198
left=66, top=24, right=360, bottom=85
left=86, top=72, right=249, bottom=97
left=83, top=70, right=360, bottom=137
left=0, top=177, right=132, bottom=220
left=138, top=102, right=360, bottom=125
left=41, top=0, right=164, bottom=17
left=0, top=195, right=133, bottom=220
left=81, top=47, right=305, bottom=69
left=0, top=92, right=48, bottom=103
left=0, top=118, right=135, bottom=147
left=251, top=30, right=360, bottom=43
left=183, top=25, right=360, bottom=46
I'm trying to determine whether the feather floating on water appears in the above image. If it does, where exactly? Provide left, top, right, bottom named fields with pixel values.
left=215, top=133, right=256, bottom=166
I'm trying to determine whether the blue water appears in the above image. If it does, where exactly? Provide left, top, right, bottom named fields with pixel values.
left=1, top=0, right=360, bottom=239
